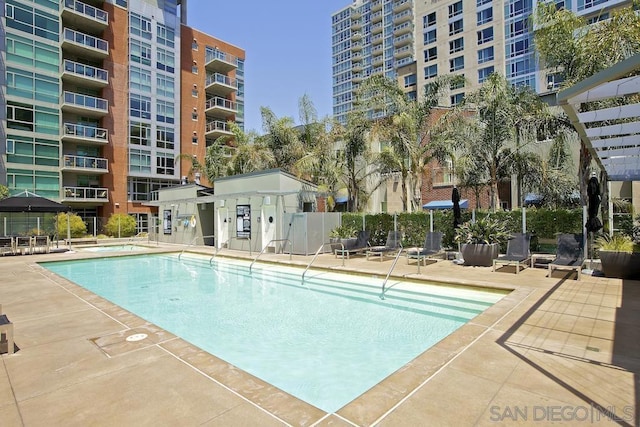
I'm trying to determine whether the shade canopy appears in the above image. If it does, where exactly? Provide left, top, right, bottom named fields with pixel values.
left=0, top=191, right=70, bottom=213
left=557, top=54, right=640, bottom=181
left=423, top=199, right=468, bottom=210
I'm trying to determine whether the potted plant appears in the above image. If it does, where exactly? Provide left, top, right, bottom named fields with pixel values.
left=596, top=232, right=640, bottom=279
left=455, top=216, right=510, bottom=267
left=329, top=225, right=359, bottom=251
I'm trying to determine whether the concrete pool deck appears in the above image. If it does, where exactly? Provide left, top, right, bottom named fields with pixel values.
left=0, top=244, right=638, bottom=426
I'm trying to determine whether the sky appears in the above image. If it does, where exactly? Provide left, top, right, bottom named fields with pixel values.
left=186, top=0, right=350, bottom=134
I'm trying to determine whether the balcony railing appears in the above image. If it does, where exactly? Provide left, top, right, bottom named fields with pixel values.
left=63, top=59, right=108, bottom=83
left=205, top=97, right=236, bottom=111
left=64, top=186, right=108, bottom=201
left=63, top=91, right=108, bottom=111
left=63, top=28, right=108, bottom=53
left=63, top=154, right=108, bottom=171
left=205, top=48, right=239, bottom=68
left=206, top=120, right=233, bottom=134
left=63, top=123, right=108, bottom=142
left=205, top=73, right=238, bottom=89
left=64, top=0, right=108, bottom=24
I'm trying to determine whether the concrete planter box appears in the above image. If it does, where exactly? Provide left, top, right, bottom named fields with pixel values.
left=599, top=251, right=640, bottom=279
left=461, top=243, right=499, bottom=267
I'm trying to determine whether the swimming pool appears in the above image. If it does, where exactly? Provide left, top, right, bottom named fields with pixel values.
left=79, top=244, right=145, bottom=252
left=42, top=254, right=506, bottom=413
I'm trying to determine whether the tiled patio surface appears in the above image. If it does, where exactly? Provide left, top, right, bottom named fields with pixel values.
left=0, top=243, right=638, bottom=426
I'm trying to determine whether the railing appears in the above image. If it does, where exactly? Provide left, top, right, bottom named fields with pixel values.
left=379, top=247, right=404, bottom=300
left=205, top=120, right=231, bottom=134
left=205, top=73, right=238, bottom=89
left=205, top=96, right=236, bottom=111
left=63, top=123, right=108, bottom=141
left=63, top=154, right=108, bottom=171
left=178, top=234, right=216, bottom=260
left=63, top=186, right=108, bottom=201
left=302, top=242, right=345, bottom=282
left=64, top=0, right=108, bottom=23
left=63, top=28, right=108, bottom=53
left=63, top=91, right=108, bottom=111
left=64, top=59, right=108, bottom=82
left=249, top=239, right=292, bottom=274
left=205, top=48, right=239, bottom=67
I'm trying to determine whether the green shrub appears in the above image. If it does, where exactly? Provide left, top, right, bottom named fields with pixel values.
left=55, top=212, right=87, bottom=238
left=104, top=213, right=137, bottom=237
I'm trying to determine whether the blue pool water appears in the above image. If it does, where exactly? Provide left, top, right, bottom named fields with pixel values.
left=42, top=254, right=506, bottom=413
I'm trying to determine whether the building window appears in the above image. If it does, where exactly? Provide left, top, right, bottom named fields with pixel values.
left=130, top=12, right=152, bottom=40
left=130, top=94, right=151, bottom=119
left=478, top=46, right=494, bottom=64
left=157, top=48, right=175, bottom=73
left=507, top=38, right=529, bottom=57
left=506, top=18, right=528, bottom=37
left=507, top=0, right=532, bottom=18
left=192, top=39, right=198, bottom=50
left=192, top=88, right=198, bottom=97
left=404, top=74, right=417, bottom=88
left=192, top=135, right=198, bottom=144
left=129, top=148, right=151, bottom=173
left=130, top=66, right=151, bottom=92
left=449, top=56, right=464, bottom=72
left=130, top=39, right=152, bottom=66
left=423, top=29, right=436, bottom=45
left=192, top=65, right=198, bottom=74
left=449, top=37, right=464, bottom=54
left=156, top=152, right=175, bottom=175
left=477, top=7, right=493, bottom=25
left=156, top=126, right=175, bottom=150
left=449, top=19, right=463, bottom=36
left=423, top=12, right=436, bottom=28
left=448, top=1, right=463, bottom=18
left=477, top=0, right=492, bottom=5
left=450, top=76, right=465, bottom=90
left=192, top=112, right=198, bottom=120
left=424, top=64, right=437, bottom=79
left=424, top=47, right=437, bottom=62
left=477, top=27, right=493, bottom=45
left=129, top=122, right=151, bottom=146
left=156, top=100, right=175, bottom=124
left=450, top=93, right=464, bottom=105
left=478, top=66, right=494, bottom=83
left=156, top=23, right=175, bottom=48
left=156, top=74, right=175, bottom=98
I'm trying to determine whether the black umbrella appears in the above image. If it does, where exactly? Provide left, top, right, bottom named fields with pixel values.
left=585, top=176, right=602, bottom=233
left=0, top=192, right=69, bottom=213
left=452, top=187, right=462, bottom=228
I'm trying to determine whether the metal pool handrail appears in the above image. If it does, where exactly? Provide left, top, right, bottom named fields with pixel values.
left=302, top=242, right=345, bottom=283
left=249, top=239, right=292, bottom=273
left=380, top=246, right=404, bottom=300
left=178, top=234, right=216, bottom=260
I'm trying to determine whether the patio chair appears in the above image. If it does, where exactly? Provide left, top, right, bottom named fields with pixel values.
left=15, top=236, right=33, bottom=255
left=406, top=231, right=444, bottom=266
left=366, top=230, right=402, bottom=261
left=334, top=230, right=370, bottom=259
left=32, top=236, right=50, bottom=254
left=548, top=233, right=584, bottom=280
left=492, top=233, right=531, bottom=274
left=0, top=237, right=15, bottom=256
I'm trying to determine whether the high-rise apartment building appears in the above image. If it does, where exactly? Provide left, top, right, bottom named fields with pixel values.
left=0, top=0, right=244, bottom=232
left=332, top=0, right=415, bottom=125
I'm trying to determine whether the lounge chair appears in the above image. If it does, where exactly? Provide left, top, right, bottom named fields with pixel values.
left=366, top=230, right=402, bottom=261
left=0, top=237, right=14, bottom=256
left=15, top=236, right=33, bottom=255
left=32, top=236, right=50, bottom=254
left=548, top=233, right=584, bottom=280
left=406, top=231, right=444, bottom=266
left=334, top=230, right=370, bottom=259
left=492, top=233, right=531, bottom=274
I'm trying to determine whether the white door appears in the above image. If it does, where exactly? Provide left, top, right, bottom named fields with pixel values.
left=261, top=205, right=277, bottom=251
left=216, top=208, right=229, bottom=249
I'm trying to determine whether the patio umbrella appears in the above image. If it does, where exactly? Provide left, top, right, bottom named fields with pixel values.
left=452, top=187, right=462, bottom=228
left=585, top=176, right=602, bottom=233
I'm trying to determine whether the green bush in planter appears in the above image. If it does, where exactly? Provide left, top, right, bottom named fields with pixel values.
left=454, top=216, right=510, bottom=246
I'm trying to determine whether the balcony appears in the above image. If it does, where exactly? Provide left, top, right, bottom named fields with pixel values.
left=371, top=11, right=383, bottom=23
left=392, top=9, right=412, bottom=25
left=393, top=33, right=412, bottom=47
left=62, top=59, right=108, bottom=88
left=352, top=73, right=364, bottom=82
left=395, top=56, right=414, bottom=68
left=372, top=55, right=384, bottom=67
left=205, top=120, right=234, bottom=139
left=62, top=91, right=108, bottom=117
left=205, top=48, right=238, bottom=73
left=62, top=186, right=108, bottom=203
left=62, top=123, right=108, bottom=145
left=394, top=45, right=412, bottom=59
left=62, top=0, right=108, bottom=33
left=205, top=97, right=237, bottom=119
left=393, top=0, right=411, bottom=13
left=205, top=73, right=238, bottom=96
left=371, top=0, right=382, bottom=12
left=62, top=28, right=109, bottom=59
left=372, top=43, right=383, bottom=54
left=371, top=22, right=383, bottom=34
left=351, top=8, right=361, bottom=19
left=351, top=19, right=362, bottom=30
left=371, top=33, right=383, bottom=44
left=352, top=61, right=363, bottom=72
left=351, top=41, right=363, bottom=52
left=62, top=154, right=108, bottom=174
left=393, top=22, right=412, bottom=36
left=351, top=31, right=363, bottom=41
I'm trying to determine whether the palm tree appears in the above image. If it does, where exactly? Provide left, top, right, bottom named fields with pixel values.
left=355, top=74, right=461, bottom=212
left=260, top=107, right=304, bottom=174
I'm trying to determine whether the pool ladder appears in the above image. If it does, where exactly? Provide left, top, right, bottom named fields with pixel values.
left=379, top=247, right=404, bottom=300
left=249, top=239, right=292, bottom=273
left=178, top=234, right=216, bottom=260
left=301, top=242, right=345, bottom=283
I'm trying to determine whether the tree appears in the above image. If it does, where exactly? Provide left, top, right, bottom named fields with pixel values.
left=260, top=107, right=304, bottom=174
left=356, top=74, right=461, bottom=212
left=55, top=212, right=87, bottom=238
left=105, top=213, right=137, bottom=237
left=0, top=185, right=9, bottom=200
